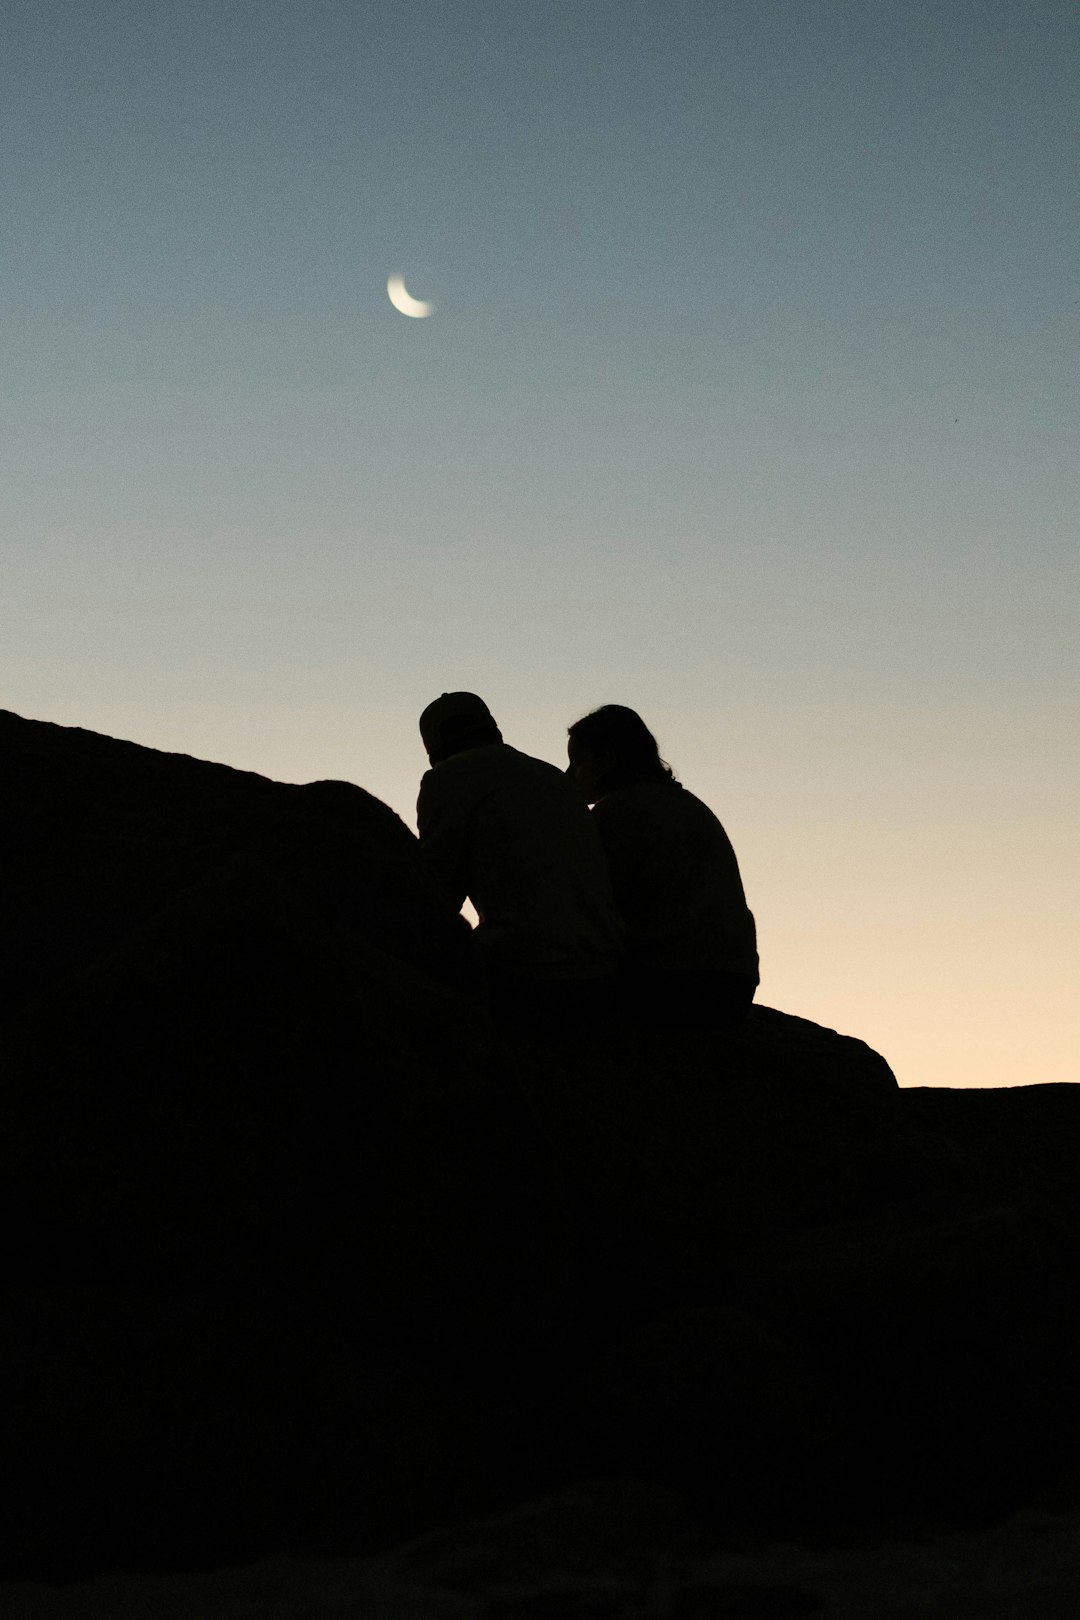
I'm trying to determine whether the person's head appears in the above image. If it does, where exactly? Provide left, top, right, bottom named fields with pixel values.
left=566, top=705, right=676, bottom=803
left=419, top=692, right=502, bottom=766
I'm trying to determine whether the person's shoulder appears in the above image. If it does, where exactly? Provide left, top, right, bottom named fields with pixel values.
left=428, top=742, right=506, bottom=778
left=502, top=744, right=567, bottom=779
left=597, top=780, right=722, bottom=831
left=497, top=747, right=601, bottom=820
left=665, top=783, right=729, bottom=832
left=419, top=743, right=508, bottom=804
left=669, top=782, right=716, bottom=815
left=596, top=779, right=678, bottom=814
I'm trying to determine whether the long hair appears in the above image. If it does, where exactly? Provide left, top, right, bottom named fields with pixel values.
left=567, top=705, right=677, bottom=792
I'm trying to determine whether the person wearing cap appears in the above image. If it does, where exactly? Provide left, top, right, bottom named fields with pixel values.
left=417, top=693, right=623, bottom=1022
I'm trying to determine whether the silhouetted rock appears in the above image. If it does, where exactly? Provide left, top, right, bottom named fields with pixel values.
left=9, top=1489, right=1080, bottom=1618
left=0, top=708, right=477, bottom=1024
left=565, top=1305, right=849, bottom=1523
left=1, top=708, right=1078, bottom=1580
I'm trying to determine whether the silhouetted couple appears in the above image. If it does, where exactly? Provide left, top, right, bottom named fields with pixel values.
left=417, top=693, right=758, bottom=1033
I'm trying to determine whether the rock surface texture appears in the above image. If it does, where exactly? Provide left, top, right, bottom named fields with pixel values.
left=2, top=709, right=1078, bottom=1590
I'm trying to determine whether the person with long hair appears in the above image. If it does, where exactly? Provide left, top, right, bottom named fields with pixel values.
left=566, top=705, right=758, bottom=1029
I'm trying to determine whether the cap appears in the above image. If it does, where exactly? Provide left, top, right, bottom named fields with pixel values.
left=419, top=692, right=501, bottom=764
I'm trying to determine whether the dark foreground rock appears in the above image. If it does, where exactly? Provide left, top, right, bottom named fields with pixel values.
left=4, top=1482, right=1080, bottom=1618
left=1, top=709, right=1078, bottom=1581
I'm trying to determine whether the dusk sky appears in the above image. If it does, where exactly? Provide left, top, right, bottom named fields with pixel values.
left=3, top=0, right=1076, bottom=1087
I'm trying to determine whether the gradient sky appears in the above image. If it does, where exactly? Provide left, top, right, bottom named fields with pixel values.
left=3, top=0, right=1076, bottom=1087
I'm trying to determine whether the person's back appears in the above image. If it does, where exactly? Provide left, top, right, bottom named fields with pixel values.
left=417, top=695, right=623, bottom=1016
left=419, top=740, right=623, bottom=978
left=591, top=779, right=758, bottom=981
left=567, top=704, right=758, bottom=1029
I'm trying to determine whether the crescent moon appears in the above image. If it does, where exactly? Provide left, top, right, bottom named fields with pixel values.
left=387, top=274, right=434, bottom=318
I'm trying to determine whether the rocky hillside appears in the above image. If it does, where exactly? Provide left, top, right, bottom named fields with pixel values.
left=2, top=708, right=1078, bottom=1581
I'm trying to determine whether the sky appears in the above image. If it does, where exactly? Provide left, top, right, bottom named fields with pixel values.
left=2, top=0, right=1076, bottom=1087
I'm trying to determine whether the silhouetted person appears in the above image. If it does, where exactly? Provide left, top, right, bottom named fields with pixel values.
left=417, top=692, right=623, bottom=1025
left=566, top=705, right=759, bottom=1031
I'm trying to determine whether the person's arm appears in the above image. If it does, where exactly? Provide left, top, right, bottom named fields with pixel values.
left=416, top=769, right=470, bottom=913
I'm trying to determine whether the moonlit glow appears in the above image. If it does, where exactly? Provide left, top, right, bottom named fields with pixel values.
left=387, top=274, right=434, bottom=318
